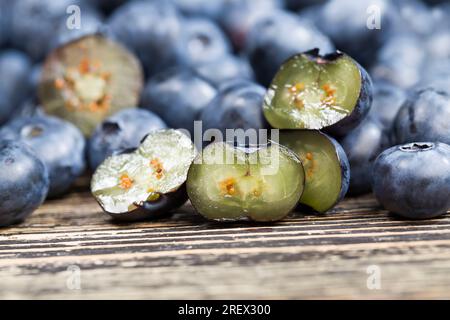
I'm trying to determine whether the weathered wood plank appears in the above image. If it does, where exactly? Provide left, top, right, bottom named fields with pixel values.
left=0, top=183, right=449, bottom=299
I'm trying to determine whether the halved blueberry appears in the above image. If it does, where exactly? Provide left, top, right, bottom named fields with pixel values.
left=91, top=129, right=197, bottom=221
left=263, top=49, right=373, bottom=136
left=279, top=130, right=350, bottom=213
left=373, top=142, right=450, bottom=220
left=38, top=35, right=144, bottom=136
left=187, top=142, right=305, bottom=222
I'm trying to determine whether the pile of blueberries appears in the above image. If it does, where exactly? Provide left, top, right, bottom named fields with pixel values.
left=0, top=0, right=449, bottom=227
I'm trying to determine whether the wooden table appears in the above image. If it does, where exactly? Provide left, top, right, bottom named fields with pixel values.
left=1, top=177, right=449, bottom=300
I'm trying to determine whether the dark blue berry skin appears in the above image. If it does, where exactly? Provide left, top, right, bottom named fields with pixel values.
left=88, top=108, right=167, bottom=170
left=340, top=117, right=390, bottom=196
left=107, top=0, right=181, bottom=77
left=173, top=17, right=231, bottom=68
left=1, top=115, right=86, bottom=198
left=219, top=0, right=285, bottom=50
left=373, top=142, right=450, bottom=220
left=200, top=81, right=268, bottom=141
left=173, top=0, right=225, bottom=20
left=141, top=68, right=217, bottom=134
left=393, top=86, right=450, bottom=146
left=246, top=10, right=334, bottom=86
left=9, top=0, right=91, bottom=61
left=0, top=140, right=49, bottom=227
left=52, top=7, right=104, bottom=49
left=371, top=35, right=426, bottom=89
left=0, top=50, right=32, bottom=125
left=317, top=0, right=397, bottom=68
left=284, top=0, right=326, bottom=11
left=333, top=136, right=351, bottom=204
left=192, top=55, right=254, bottom=87
left=90, top=0, right=129, bottom=15
left=0, top=0, right=11, bottom=47
left=370, top=82, right=407, bottom=130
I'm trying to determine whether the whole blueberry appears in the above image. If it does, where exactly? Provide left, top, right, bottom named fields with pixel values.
left=370, top=82, right=407, bottom=130
left=219, top=0, right=285, bottom=50
left=192, top=55, right=254, bottom=87
left=90, top=0, right=129, bottom=15
left=173, top=17, right=231, bottom=68
left=0, top=0, right=11, bottom=47
left=88, top=108, right=167, bottom=170
left=394, top=86, right=450, bottom=146
left=1, top=115, right=86, bottom=198
left=340, top=117, right=390, bottom=196
left=10, top=0, right=91, bottom=60
left=141, top=68, right=217, bottom=134
left=246, top=10, right=334, bottom=86
left=371, top=35, right=426, bottom=89
left=317, top=0, right=397, bottom=68
left=107, top=0, right=181, bottom=77
left=52, top=6, right=104, bottom=49
left=200, top=80, right=268, bottom=142
left=0, top=140, right=49, bottom=227
left=0, top=50, right=32, bottom=125
left=373, top=142, right=450, bottom=219
left=173, top=0, right=225, bottom=20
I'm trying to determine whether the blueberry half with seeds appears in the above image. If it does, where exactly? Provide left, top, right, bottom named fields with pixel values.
left=91, top=129, right=197, bottom=222
left=187, top=142, right=305, bottom=222
left=38, top=35, right=144, bottom=136
left=263, top=49, right=373, bottom=136
left=280, top=130, right=350, bottom=213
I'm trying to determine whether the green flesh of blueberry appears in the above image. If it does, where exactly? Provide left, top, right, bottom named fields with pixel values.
left=91, top=129, right=196, bottom=216
left=279, top=130, right=345, bottom=213
left=187, top=142, right=305, bottom=222
left=264, top=52, right=362, bottom=129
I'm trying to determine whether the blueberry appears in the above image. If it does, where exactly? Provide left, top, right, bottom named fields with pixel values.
left=1, top=115, right=86, bottom=198
left=0, top=0, right=11, bottom=47
left=280, top=130, right=350, bottom=213
left=246, top=10, right=334, bottom=86
left=200, top=80, right=268, bottom=142
left=90, top=0, right=129, bottom=15
left=173, top=17, right=231, bottom=68
left=141, top=68, right=217, bottom=135
left=107, top=0, right=181, bottom=76
left=317, top=0, right=397, bottom=68
left=187, top=141, right=305, bottom=222
left=284, top=0, right=326, bottom=11
left=370, top=81, right=407, bottom=130
left=91, top=129, right=197, bottom=222
left=38, top=35, right=144, bottom=136
left=89, top=108, right=167, bottom=170
left=263, top=49, right=373, bottom=136
left=219, top=0, right=285, bottom=50
left=173, top=0, right=225, bottom=19
left=0, top=140, right=49, bottom=227
left=52, top=6, right=104, bottom=49
left=371, top=35, right=426, bottom=89
left=392, top=0, right=436, bottom=37
left=0, top=50, right=32, bottom=125
left=393, top=86, right=450, bottom=146
left=340, top=117, right=390, bottom=196
left=372, top=142, right=450, bottom=219
left=192, top=54, right=255, bottom=87
left=9, top=0, right=92, bottom=61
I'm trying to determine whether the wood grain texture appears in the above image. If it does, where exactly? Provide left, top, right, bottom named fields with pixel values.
left=1, top=177, right=450, bottom=300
